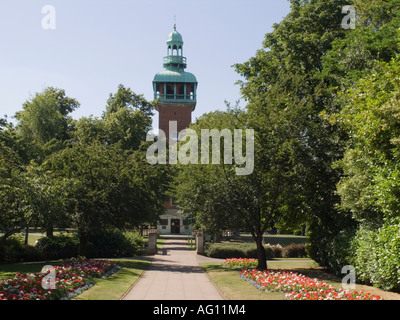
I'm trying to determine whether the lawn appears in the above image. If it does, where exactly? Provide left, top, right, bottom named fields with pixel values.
left=201, top=259, right=318, bottom=300
left=201, top=259, right=400, bottom=300
left=0, top=258, right=150, bottom=300
left=73, top=259, right=150, bottom=300
left=0, top=260, right=62, bottom=279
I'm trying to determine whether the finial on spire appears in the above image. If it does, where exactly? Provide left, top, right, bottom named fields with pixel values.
left=174, top=15, right=177, bottom=30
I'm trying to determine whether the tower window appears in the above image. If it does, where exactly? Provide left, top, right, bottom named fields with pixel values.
left=166, top=85, right=174, bottom=99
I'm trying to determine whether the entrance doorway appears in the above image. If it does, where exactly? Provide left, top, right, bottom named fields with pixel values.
left=171, top=219, right=180, bottom=234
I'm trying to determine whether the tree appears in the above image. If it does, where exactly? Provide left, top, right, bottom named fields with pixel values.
left=44, top=140, right=169, bottom=256
left=15, top=87, right=79, bottom=162
left=173, top=109, right=300, bottom=270
left=103, top=84, right=155, bottom=150
left=335, top=57, right=400, bottom=226
left=0, top=142, right=50, bottom=245
left=233, top=0, right=355, bottom=269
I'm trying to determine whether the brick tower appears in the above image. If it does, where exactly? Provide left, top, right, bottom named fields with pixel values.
left=153, top=25, right=198, bottom=144
left=153, top=25, right=198, bottom=234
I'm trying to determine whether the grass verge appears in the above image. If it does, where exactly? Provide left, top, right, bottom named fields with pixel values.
left=72, top=259, right=151, bottom=300
left=201, top=259, right=400, bottom=300
left=0, top=260, right=62, bottom=279
left=0, top=258, right=151, bottom=300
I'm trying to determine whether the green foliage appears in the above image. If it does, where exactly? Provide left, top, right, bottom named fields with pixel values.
left=350, top=223, right=400, bottom=292
left=205, top=243, right=275, bottom=260
left=322, top=227, right=356, bottom=275
left=0, top=84, right=168, bottom=256
left=86, top=229, right=145, bottom=258
left=335, top=58, right=400, bottom=226
left=35, top=235, right=79, bottom=260
left=33, top=229, right=146, bottom=261
left=43, top=141, right=168, bottom=256
left=204, top=242, right=307, bottom=259
left=0, top=237, right=44, bottom=263
left=15, top=87, right=79, bottom=162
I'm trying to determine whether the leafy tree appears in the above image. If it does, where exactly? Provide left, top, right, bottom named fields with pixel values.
left=15, top=87, right=80, bottom=162
left=320, top=0, right=400, bottom=93
left=0, top=143, right=50, bottom=245
left=173, top=111, right=243, bottom=241
left=44, top=140, right=169, bottom=256
left=106, top=84, right=154, bottom=118
left=103, top=84, right=155, bottom=150
left=335, top=57, right=400, bottom=226
left=234, top=0, right=355, bottom=269
left=174, top=108, right=302, bottom=270
left=71, top=85, right=155, bottom=151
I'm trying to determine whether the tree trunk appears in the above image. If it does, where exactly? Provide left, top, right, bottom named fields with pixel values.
left=46, top=224, right=54, bottom=238
left=0, top=227, right=24, bottom=246
left=78, top=233, right=90, bottom=257
left=24, top=226, right=29, bottom=245
left=255, top=233, right=267, bottom=271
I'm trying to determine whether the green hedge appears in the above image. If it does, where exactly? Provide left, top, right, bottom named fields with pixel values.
left=204, top=242, right=307, bottom=259
left=1, top=229, right=146, bottom=263
left=350, top=223, right=400, bottom=292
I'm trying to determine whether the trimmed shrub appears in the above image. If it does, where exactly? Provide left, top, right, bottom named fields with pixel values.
left=281, top=243, right=308, bottom=258
left=351, top=223, right=400, bottom=292
left=205, top=243, right=274, bottom=259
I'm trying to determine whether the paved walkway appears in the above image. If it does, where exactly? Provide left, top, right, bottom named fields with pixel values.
left=122, top=236, right=225, bottom=300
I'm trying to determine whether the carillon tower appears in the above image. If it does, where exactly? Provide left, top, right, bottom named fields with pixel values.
left=153, top=25, right=198, bottom=143
left=153, top=25, right=198, bottom=235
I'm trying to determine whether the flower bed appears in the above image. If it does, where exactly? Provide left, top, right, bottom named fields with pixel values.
left=223, top=258, right=258, bottom=268
left=239, top=269, right=382, bottom=300
left=0, top=259, right=119, bottom=300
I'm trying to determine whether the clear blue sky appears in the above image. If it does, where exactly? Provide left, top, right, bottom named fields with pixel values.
left=0, top=0, right=291, bottom=131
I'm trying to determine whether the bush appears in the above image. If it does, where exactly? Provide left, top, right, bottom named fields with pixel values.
left=86, top=229, right=145, bottom=258
left=36, top=235, right=79, bottom=260
left=281, top=243, right=307, bottom=258
left=322, top=228, right=356, bottom=275
left=205, top=243, right=275, bottom=259
left=0, top=237, right=44, bottom=263
left=271, top=245, right=282, bottom=258
left=351, top=223, right=400, bottom=292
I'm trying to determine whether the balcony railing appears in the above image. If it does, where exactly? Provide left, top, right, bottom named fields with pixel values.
left=163, top=56, right=187, bottom=66
left=155, top=93, right=196, bottom=102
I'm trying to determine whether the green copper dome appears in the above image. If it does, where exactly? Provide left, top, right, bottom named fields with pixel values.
left=153, top=25, right=198, bottom=105
left=167, top=25, right=183, bottom=45
left=153, top=70, right=197, bottom=83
